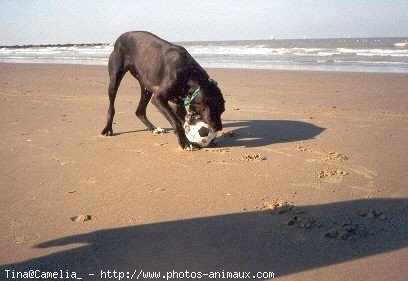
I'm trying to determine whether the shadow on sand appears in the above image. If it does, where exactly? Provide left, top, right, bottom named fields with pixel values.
left=111, top=120, right=324, bottom=148
left=219, top=120, right=325, bottom=147
left=1, top=199, right=407, bottom=280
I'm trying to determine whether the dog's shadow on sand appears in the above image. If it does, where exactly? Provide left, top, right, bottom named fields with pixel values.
left=1, top=199, right=407, bottom=280
left=219, top=119, right=325, bottom=147
left=111, top=120, right=324, bottom=148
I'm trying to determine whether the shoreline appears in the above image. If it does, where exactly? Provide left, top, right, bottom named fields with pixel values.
left=2, top=62, right=408, bottom=76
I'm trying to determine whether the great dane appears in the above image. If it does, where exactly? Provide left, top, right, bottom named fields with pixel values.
left=101, top=31, right=225, bottom=149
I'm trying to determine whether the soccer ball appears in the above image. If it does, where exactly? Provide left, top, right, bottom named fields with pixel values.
left=184, top=119, right=218, bottom=147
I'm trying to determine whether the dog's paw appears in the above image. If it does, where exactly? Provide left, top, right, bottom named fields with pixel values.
left=184, top=143, right=201, bottom=151
left=101, top=127, right=113, bottom=136
left=153, top=127, right=166, bottom=134
left=185, top=144, right=200, bottom=151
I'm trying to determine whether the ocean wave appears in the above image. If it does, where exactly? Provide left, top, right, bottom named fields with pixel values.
left=187, top=45, right=408, bottom=57
left=1, top=39, right=408, bottom=73
left=394, top=42, right=408, bottom=47
left=337, top=48, right=408, bottom=57
left=0, top=46, right=112, bottom=58
left=317, top=59, right=408, bottom=65
left=187, top=45, right=273, bottom=55
left=3, top=45, right=408, bottom=59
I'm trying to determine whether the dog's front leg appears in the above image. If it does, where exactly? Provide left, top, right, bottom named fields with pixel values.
left=151, top=94, right=191, bottom=149
left=169, top=101, right=187, bottom=124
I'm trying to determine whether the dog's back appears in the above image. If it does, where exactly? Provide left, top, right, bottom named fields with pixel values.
left=113, top=31, right=198, bottom=77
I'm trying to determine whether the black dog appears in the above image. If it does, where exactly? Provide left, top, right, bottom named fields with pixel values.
left=101, top=31, right=225, bottom=149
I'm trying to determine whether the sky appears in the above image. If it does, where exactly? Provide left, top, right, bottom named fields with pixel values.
left=0, top=0, right=407, bottom=45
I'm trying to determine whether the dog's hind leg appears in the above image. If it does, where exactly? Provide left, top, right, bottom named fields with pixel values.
left=101, top=50, right=126, bottom=136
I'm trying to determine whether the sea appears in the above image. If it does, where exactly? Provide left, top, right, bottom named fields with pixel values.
left=1, top=37, right=408, bottom=73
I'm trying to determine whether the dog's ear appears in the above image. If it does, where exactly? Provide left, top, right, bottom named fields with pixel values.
left=208, top=78, right=218, bottom=86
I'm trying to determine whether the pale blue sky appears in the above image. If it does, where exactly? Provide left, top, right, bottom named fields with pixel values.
left=0, top=0, right=407, bottom=45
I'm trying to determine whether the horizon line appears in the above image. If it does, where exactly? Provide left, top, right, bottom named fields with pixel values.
left=1, top=36, right=407, bottom=48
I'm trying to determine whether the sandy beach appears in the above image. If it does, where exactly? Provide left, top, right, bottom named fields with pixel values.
left=0, top=63, right=407, bottom=280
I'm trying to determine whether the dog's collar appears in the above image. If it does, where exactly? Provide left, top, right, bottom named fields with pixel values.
left=183, top=78, right=218, bottom=107
left=183, top=87, right=200, bottom=106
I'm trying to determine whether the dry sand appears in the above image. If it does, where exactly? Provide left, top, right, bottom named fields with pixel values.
left=0, top=63, right=407, bottom=280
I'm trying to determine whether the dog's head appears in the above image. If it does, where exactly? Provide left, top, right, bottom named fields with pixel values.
left=188, top=80, right=225, bottom=132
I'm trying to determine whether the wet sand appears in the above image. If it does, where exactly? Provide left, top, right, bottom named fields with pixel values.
left=0, top=63, right=407, bottom=280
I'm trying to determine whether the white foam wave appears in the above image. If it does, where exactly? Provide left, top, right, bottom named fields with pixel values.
left=3, top=45, right=407, bottom=59
left=1, top=41, right=408, bottom=73
left=0, top=45, right=113, bottom=59
left=188, top=45, right=408, bottom=57
left=394, top=42, right=408, bottom=47
left=337, top=48, right=408, bottom=57
left=187, top=45, right=273, bottom=55
left=318, top=59, right=408, bottom=65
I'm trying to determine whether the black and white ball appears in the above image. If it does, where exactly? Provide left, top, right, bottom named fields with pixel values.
left=184, top=119, right=217, bottom=147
